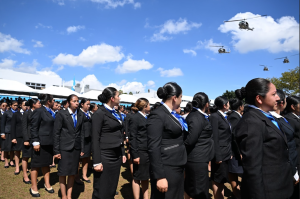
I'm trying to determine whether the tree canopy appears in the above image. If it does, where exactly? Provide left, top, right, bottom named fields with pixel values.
left=222, top=90, right=236, bottom=100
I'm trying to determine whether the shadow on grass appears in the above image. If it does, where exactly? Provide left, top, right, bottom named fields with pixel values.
left=120, top=162, right=135, bottom=199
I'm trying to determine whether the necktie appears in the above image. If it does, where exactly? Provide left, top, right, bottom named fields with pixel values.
left=11, top=109, right=17, bottom=113
left=171, top=111, right=188, bottom=131
left=121, top=113, right=126, bottom=121
left=71, top=112, right=77, bottom=128
left=105, top=107, right=121, bottom=121
left=283, top=117, right=289, bottom=124
left=83, top=111, right=90, bottom=120
left=248, top=105, right=281, bottom=130
left=44, top=106, right=55, bottom=119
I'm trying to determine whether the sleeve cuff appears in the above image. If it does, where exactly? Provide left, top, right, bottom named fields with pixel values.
left=93, top=163, right=102, bottom=167
left=0, top=133, right=4, bottom=136
left=32, top=142, right=40, bottom=146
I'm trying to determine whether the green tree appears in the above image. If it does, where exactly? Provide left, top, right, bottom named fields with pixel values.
left=119, top=90, right=123, bottom=95
left=222, top=90, right=236, bottom=100
left=129, top=92, right=133, bottom=95
left=267, top=66, right=299, bottom=95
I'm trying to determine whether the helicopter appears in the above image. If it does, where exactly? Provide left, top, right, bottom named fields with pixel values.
left=209, top=46, right=230, bottom=54
left=275, top=54, right=299, bottom=63
left=260, top=65, right=271, bottom=71
left=224, top=15, right=267, bottom=31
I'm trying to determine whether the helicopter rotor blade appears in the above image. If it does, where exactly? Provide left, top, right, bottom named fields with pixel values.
left=275, top=57, right=286, bottom=60
left=260, top=65, right=266, bottom=67
left=291, top=53, right=299, bottom=56
left=209, top=46, right=224, bottom=48
left=246, top=15, right=267, bottom=20
left=224, top=19, right=244, bottom=22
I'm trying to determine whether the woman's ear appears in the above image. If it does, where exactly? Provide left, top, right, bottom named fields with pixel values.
left=291, top=104, right=296, bottom=111
left=256, top=95, right=263, bottom=105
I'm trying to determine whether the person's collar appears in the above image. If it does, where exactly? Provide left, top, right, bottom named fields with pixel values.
left=68, top=107, right=77, bottom=115
left=31, top=109, right=34, bottom=112
left=247, top=104, right=271, bottom=115
left=104, top=103, right=113, bottom=111
left=233, top=110, right=242, bottom=117
left=138, top=111, right=147, bottom=118
left=270, top=111, right=283, bottom=118
left=80, top=108, right=87, bottom=114
left=292, top=113, right=300, bottom=119
left=218, top=110, right=226, bottom=117
left=20, top=109, right=24, bottom=113
left=163, top=103, right=172, bottom=113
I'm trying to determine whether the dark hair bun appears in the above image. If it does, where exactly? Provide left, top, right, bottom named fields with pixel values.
left=98, top=94, right=107, bottom=103
left=192, top=99, right=200, bottom=108
left=157, top=87, right=167, bottom=99
left=25, top=100, right=31, bottom=106
left=235, top=87, right=247, bottom=100
left=131, top=107, right=139, bottom=112
left=38, top=94, right=46, bottom=100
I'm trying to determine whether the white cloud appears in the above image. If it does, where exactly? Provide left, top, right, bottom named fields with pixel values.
left=0, top=32, right=30, bottom=54
left=157, top=67, right=184, bottom=77
left=56, top=65, right=64, bottom=71
left=52, top=0, right=65, bottom=6
left=37, top=70, right=61, bottom=78
left=0, top=58, right=16, bottom=69
left=146, top=80, right=155, bottom=88
left=32, top=39, right=44, bottom=47
left=144, top=51, right=148, bottom=54
left=183, top=49, right=197, bottom=56
left=115, top=58, right=153, bottom=74
left=79, top=37, right=86, bottom=41
left=52, top=43, right=124, bottom=67
left=17, top=59, right=40, bottom=73
left=218, top=12, right=299, bottom=53
left=35, top=23, right=52, bottom=29
left=150, top=18, right=201, bottom=42
left=67, top=25, right=85, bottom=34
left=90, top=0, right=141, bottom=9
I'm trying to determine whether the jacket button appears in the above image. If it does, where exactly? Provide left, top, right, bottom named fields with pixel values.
left=287, top=148, right=289, bottom=150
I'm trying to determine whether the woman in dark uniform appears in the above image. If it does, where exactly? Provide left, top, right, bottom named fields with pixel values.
left=89, top=103, right=98, bottom=115
left=147, top=82, right=187, bottom=199
left=0, top=101, right=8, bottom=162
left=53, top=94, right=84, bottom=199
left=227, top=98, right=244, bottom=199
left=184, top=92, right=214, bottom=199
left=1, top=100, right=18, bottom=168
left=11, top=100, right=27, bottom=175
left=209, top=96, right=232, bottom=199
left=92, top=87, right=127, bottom=199
left=235, top=78, right=293, bottom=199
left=129, top=98, right=151, bottom=199
left=22, top=98, right=41, bottom=184
left=30, top=94, right=55, bottom=197
left=79, top=98, right=92, bottom=183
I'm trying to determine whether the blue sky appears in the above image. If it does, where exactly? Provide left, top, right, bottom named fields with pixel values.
left=0, top=0, right=299, bottom=99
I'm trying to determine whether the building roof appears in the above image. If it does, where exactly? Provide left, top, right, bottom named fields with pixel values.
left=0, top=79, right=38, bottom=95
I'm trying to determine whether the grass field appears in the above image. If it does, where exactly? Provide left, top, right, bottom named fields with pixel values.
left=0, top=159, right=236, bottom=199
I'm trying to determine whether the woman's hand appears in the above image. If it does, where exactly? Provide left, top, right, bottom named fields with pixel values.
left=133, top=157, right=140, bottom=164
left=122, top=155, right=127, bottom=163
left=24, top=141, right=30, bottom=146
left=94, top=164, right=103, bottom=172
left=33, top=145, right=40, bottom=152
left=216, top=161, right=222, bottom=164
left=157, top=178, right=168, bottom=192
left=11, top=139, right=17, bottom=144
left=1, top=134, right=6, bottom=139
left=80, top=152, right=84, bottom=156
left=54, top=154, right=61, bottom=159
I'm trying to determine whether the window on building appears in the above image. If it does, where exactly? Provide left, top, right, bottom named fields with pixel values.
left=25, top=82, right=46, bottom=90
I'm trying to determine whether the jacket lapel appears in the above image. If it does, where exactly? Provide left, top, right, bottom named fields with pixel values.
left=100, top=106, right=120, bottom=123
left=43, top=107, right=54, bottom=120
left=161, top=105, right=182, bottom=130
left=217, top=111, right=230, bottom=126
left=65, top=110, right=75, bottom=128
left=75, top=111, right=83, bottom=129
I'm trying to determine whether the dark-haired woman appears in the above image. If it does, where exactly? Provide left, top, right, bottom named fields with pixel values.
left=92, top=87, right=126, bottom=199
left=0, top=101, right=8, bottom=162
left=285, top=96, right=300, bottom=199
left=22, top=98, right=41, bottom=184
left=210, top=96, right=231, bottom=199
left=30, top=94, right=55, bottom=197
left=53, top=94, right=84, bottom=199
left=79, top=98, right=92, bottom=183
left=1, top=101, right=18, bottom=168
left=11, top=101, right=27, bottom=175
left=130, top=98, right=151, bottom=199
left=147, top=82, right=187, bottom=199
left=235, top=78, right=293, bottom=199
left=89, top=103, right=98, bottom=116
left=184, top=92, right=214, bottom=199
left=227, top=98, right=244, bottom=199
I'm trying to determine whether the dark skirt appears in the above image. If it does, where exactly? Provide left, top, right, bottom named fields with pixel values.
left=11, top=137, right=23, bottom=151
left=184, top=162, right=209, bottom=199
left=31, top=145, right=53, bottom=168
left=58, top=148, right=81, bottom=176
left=133, top=151, right=150, bottom=181
left=150, top=165, right=184, bottom=199
left=228, top=156, right=243, bottom=174
left=81, top=137, right=92, bottom=158
left=1, top=134, right=12, bottom=152
left=211, top=159, right=229, bottom=184
left=92, top=147, right=122, bottom=199
left=22, top=144, right=32, bottom=158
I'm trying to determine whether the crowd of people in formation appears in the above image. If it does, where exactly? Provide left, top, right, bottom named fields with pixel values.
left=0, top=77, right=300, bottom=199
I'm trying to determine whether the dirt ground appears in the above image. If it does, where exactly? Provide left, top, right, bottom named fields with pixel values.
left=0, top=158, right=237, bottom=199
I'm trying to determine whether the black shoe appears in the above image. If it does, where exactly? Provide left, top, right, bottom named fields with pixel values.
left=4, top=165, right=9, bottom=168
left=23, top=178, right=31, bottom=184
left=82, top=178, right=91, bottom=183
left=115, top=191, right=119, bottom=195
left=44, top=185, right=54, bottom=194
left=27, top=170, right=30, bottom=173
left=14, top=171, right=20, bottom=175
left=75, top=180, right=84, bottom=185
left=9, top=162, right=15, bottom=167
left=0, top=160, right=4, bottom=162
left=29, top=188, right=40, bottom=197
